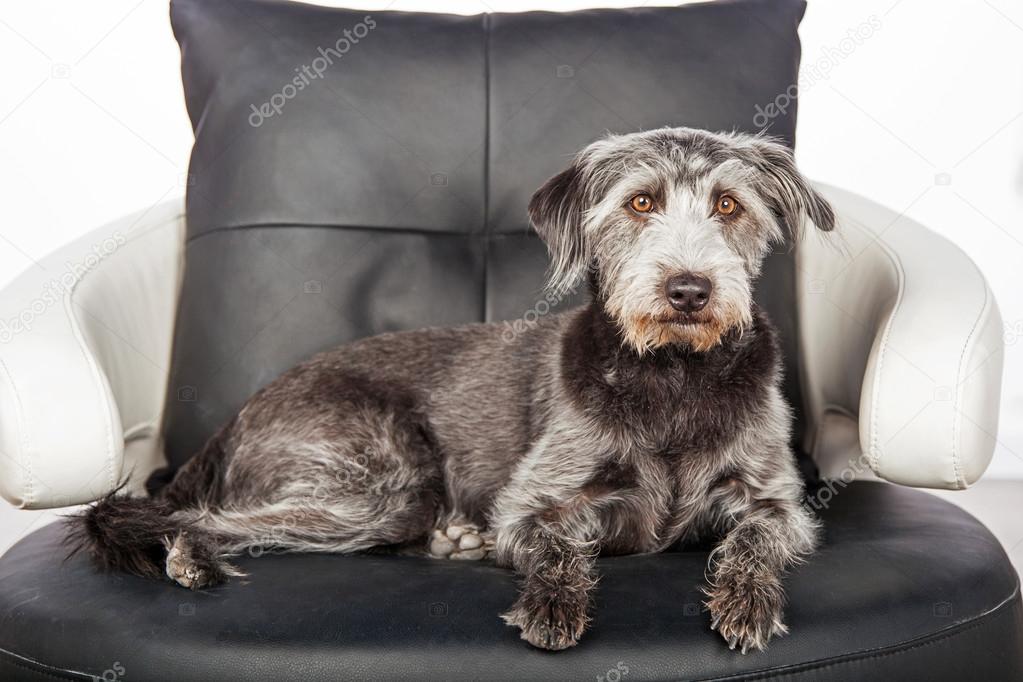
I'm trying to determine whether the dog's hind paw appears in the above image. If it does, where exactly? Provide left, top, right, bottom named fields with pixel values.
left=429, top=524, right=494, bottom=560
left=164, top=534, right=241, bottom=590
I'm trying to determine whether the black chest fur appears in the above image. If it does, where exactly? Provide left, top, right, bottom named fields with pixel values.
left=561, top=305, right=780, bottom=455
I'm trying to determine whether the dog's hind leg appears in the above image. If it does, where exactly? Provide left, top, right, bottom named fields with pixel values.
left=176, top=482, right=442, bottom=559
left=162, top=477, right=442, bottom=587
left=161, top=399, right=444, bottom=585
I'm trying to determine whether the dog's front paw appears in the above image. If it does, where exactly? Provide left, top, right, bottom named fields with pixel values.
left=705, top=572, right=787, bottom=654
left=501, top=583, right=590, bottom=651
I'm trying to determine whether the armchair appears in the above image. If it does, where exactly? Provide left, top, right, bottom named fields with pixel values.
left=0, top=187, right=1017, bottom=680
left=0, top=0, right=1017, bottom=679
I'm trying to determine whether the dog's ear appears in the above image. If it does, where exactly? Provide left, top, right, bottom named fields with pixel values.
left=747, top=138, right=835, bottom=239
left=528, top=162, right=590, bottom=295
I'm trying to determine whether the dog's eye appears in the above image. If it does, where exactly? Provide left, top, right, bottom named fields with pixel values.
left=715, top=195, right=739, bottom=216
left=629, top=194, right=654, bottom=213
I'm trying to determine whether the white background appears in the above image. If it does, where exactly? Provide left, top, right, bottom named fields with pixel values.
left=0, top=0, right=1020, bottom=481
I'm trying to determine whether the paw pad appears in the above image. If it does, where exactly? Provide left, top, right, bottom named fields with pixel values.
left=429, top=523, right=494, bottom=560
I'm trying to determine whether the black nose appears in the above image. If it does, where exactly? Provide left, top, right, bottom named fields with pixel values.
left=664, top=274, right=712, bottom=313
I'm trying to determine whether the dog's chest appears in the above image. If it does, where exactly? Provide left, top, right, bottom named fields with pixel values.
left=592, top=450, right=726, bottom=555
left=597, top=362, right=759, bottom=454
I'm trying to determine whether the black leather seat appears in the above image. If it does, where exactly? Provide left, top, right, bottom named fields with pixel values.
left=0, top=482, right=1020, bottom=680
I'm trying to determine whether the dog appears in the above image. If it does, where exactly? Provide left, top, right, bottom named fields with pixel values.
left=72, top=127, right=835, bottom=654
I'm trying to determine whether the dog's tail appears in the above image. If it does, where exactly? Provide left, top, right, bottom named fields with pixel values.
left=65, top=425, right=233, bottom=578
left=65, top=488, right=183, bottom=579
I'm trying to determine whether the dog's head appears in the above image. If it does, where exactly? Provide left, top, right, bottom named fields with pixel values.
left=529, top=127, right=834, bottom=353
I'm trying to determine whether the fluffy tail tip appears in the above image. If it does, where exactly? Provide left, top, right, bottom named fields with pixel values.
left=64, top=487, right=177, bottom=580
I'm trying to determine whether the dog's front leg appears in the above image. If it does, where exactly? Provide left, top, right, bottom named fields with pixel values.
left=497, top=518, right=598, bottom=650
left=491, top=431, right=603, bottom=651
left=705, top=495, right=819, bottom=654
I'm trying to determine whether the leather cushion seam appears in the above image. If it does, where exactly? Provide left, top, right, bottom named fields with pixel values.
left=0, top=647, right=93, bottom=681
left=64, top=269, right=118, bottom=494
left=184, top=222, right=538, bottom=244
left=867, top=230, right=905, bottom=479
left=69, top=212, right=184, bottom=495
left=0, top=357, right=32, bottom=505
left=950, top=257, right=993, bottom=488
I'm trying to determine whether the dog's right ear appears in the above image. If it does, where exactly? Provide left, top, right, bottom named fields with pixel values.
left=528, top=163, right=590, bottom=295
left=745, top=137, right=836, bottom=239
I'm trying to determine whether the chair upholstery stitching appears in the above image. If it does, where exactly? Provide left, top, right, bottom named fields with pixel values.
left=0, top=357, right=32, bottom=506
left=481, top=11, right=491, bottom=322
left=951, top=260, right=992, bottom=489
left=0, top=646, right=95, bottom=680
left=64, top=272, right=118, bottom=493
left=185, top=221, right=489, bottom=244
left=65, top=213, right=184, bottom=494
left=866, top=234, right=905, bottom=478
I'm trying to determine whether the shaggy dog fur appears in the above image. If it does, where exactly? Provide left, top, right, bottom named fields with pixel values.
left=70, top=127, right=835, bottom=653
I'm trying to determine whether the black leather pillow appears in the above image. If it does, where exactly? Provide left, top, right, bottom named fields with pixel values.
left=163, top=0, right=809, bottom=470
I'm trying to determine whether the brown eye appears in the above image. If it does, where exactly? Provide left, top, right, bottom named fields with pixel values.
left=716, top=195, right=738, bottom=216
left=630, top=194, right=654, bottom=213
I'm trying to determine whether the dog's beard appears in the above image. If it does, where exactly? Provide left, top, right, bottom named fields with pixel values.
left=618, top=304, right=751, bottom=353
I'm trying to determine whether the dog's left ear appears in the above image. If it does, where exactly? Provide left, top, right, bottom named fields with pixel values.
left=528, top=162, right=591, bottom=294
left=748, top=138, right=835, bottom=238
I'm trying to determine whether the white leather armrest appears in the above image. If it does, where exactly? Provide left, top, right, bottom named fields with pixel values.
left=0, top=199, right=184, bottom=508
left=798, top=183, right=1004, bottom=489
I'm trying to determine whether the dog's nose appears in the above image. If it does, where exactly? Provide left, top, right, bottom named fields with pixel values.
left=664, top=274, right=712, bottom=313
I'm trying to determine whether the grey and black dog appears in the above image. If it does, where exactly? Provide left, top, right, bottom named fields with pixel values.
left=74, top=127, right=835, bottom=653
